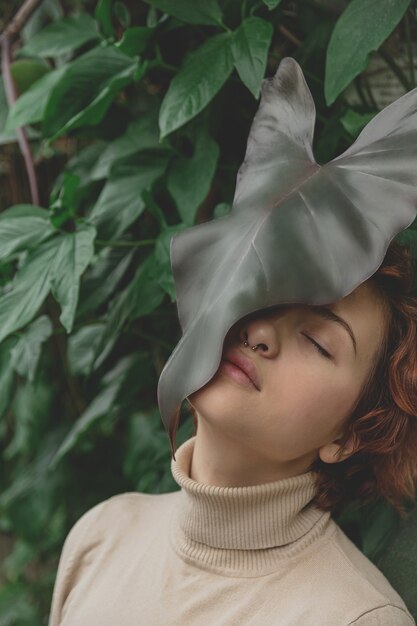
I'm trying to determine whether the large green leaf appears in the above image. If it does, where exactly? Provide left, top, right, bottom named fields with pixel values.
left=0, top=205, right=55, bottom=261
left=159, top=32, right=234, bottom=138
left=49, top=353, right=143, bottom=467
left=10, top=315, right=53, bottom=383
left=18, top=14, right=100, bottom=58
left=231, top=17, right=273, bottom=98
left=142, top=0, right=223, bottom=27
left=167, top=125, right=219, bottom=224
left=42, top=44, right=137, bottom=139
left=325, top=0, right=411, bottom=105
left=90, top=113, right=161, bottom=180
left=4, top=66, right=66, bottom=131
left=92, top=252, right=165, bottom=369
left=88, top=149, right=170, bottom=240
left=0, top=221, right=96, bottom=343
left=48, top=221, right=97, bottom=332
left=157, top=56, right=417, bottom=453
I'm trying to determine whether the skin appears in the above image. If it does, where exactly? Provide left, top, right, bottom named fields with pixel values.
left=187, top=280, right=388, bottom=487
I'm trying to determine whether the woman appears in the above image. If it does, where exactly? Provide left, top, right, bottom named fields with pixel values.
left=48, top=239, right=417, bottom=625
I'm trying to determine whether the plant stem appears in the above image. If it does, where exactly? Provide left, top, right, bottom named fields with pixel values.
left=0, top=33, right=40, bottom=205
left=95, top=238, right=156, bottom=248
left=405, top=8, right=416, bottom=88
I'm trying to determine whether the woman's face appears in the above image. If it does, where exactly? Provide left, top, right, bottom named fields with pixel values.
left=188, top=280, right=388, bottom=476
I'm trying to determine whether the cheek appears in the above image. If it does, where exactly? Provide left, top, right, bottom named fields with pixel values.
left=263, top=369, right=358, bottom=450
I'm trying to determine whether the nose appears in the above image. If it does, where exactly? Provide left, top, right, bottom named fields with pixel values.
left=238, top=314, right=281, bottom=357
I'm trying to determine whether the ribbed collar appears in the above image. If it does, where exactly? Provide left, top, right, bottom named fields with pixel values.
left=169, top=436, right=333, bottom=577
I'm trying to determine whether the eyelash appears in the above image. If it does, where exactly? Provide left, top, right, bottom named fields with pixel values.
left=302, top=333, right=332, bottom=359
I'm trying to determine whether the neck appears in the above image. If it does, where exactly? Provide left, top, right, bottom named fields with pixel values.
left=169, top=435, right=333, bottom=576
left=189, top=418, right=318, bottom=487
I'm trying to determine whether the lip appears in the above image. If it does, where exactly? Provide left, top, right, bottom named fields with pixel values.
left=221, top=349, right=261, bottom=391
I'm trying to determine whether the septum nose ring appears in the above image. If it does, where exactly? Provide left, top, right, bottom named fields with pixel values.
left=243, top=337, right=259, bottom=351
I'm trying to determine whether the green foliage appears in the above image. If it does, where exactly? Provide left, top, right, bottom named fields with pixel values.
left=0, top=0, right=416, bottom=623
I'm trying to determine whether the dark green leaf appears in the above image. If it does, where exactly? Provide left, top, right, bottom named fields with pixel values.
left=0, top=205, right=55, bottom=261
left=10, top=316, right=53, bottom=383
left=325, top=0, right=411, bottom=105
left=42, top=45, right=137, bottom=139
left=159, top=32, right=234, bottom=138
left=10, top=59, right=49, bottom=93
left=89, top=150, right=170, bottom=240
left=18, top=14, right=100, bottom=58
left=90, top=113, right=161, bottom=180
left=92, top=253, right=165, bottom=369
left=5, top=67, right=66, bottom=131
left=340, top=109, right=377, bottom=138
left=231, top=17, right=273, bottom=98
left=95, top=0, right=114, bottom=37
left=142, top=0, right=223, bottom=27
left=167, top=126, right=219, bottom=224
left=114, top=2, right=131, bottom=28
left=263, top=0, right=283, bottom=8
left=115, top=26, right=154, bottom=57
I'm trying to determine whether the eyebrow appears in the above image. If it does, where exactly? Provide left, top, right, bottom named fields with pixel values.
left=309, top=306, right=357, bottom=357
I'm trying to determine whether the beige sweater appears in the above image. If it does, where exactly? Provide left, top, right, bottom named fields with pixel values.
left=48, top=436, right=415, bottom=625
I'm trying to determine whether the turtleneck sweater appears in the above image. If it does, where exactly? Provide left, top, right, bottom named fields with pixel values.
left=48, top=436, right=415, bottom=626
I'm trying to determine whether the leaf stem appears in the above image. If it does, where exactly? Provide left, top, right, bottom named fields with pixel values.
left=95, top=239, right=156, bottom=248
left=405, top=8, right=416, bottom=88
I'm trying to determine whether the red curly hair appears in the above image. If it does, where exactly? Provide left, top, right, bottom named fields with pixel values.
left=308, top=238, right=417, bottom=518
left=189, top=238, right=417, bottom=519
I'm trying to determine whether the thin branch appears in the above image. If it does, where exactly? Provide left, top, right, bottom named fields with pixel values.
left=3, top=0, right=44, bottom=38
left=1, top=32, right=40, bottom=205
left=0, top=0, right=44, bottom=206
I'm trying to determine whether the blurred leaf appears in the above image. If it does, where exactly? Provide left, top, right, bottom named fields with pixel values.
left=377, top=505, right=417, bottom=617
left=10, top=315, right=53, bottom=383
left=95, top=0, right=114, bottom=37
left=114, top=2, right=131, bottom=28
left=10, top=59, right=49, bottom=93
left=49, top=353, right=140, bottom=466
left=0, top=338, right=17, bottom=421
left=167, top=125, right=219, bottom=224
left=92, top=252, right=165, bottom=369
left=142, top=0, right=223, bottom=26
left=115, top=26, right=154, bottom=57
left=19, top=14, right=100, bottom=58
left=76, top=246, right=134, bottom=317
left=340, top=109, right=377, bottom=138
left=90, top=113, right=161, bottom=180
left=153, top=223, right=189, bottom=301
left=67, top=323, right=106, bottom=376
left=5, top=66, right=66, bottom=131
left=49, top=221, right=97, bottom=332
left=89, top=149, right=170, bottom=240
left=0, top=221, right=96, bottom=343
left=0, top=205, right=55, bottom=262
left=0, top=581, right=40, bottom=626
left=325, top=0, right=410, bottom=105
left=159, top=32, right=234, bottom=138
left=42, top=45, right=137, bottom=139
left=231, top=17, right=273, bottom=98
left=263, top=0, right=283, bottom=8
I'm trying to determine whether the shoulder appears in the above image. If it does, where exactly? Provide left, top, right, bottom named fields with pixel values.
left=347, top=604, right=416, bottom=625
left=48, top=490, right=179, bottom=626
left=61, top=489, right=178, bottom=556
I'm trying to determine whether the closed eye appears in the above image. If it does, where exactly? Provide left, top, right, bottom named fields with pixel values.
left=302, top=333, right=332, bottom=359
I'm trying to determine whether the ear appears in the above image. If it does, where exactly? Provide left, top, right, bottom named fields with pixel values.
left=318, top=436, right=356, bottom=464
